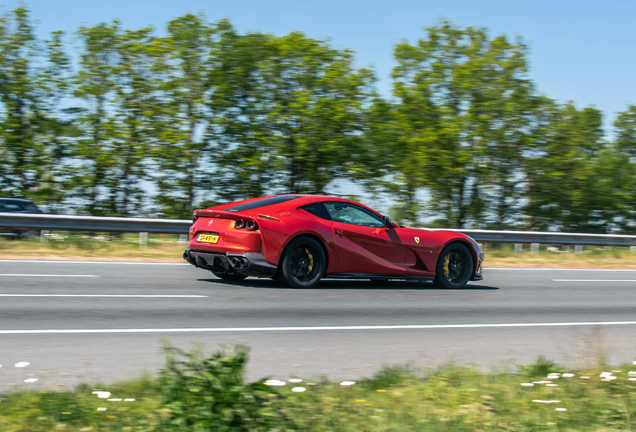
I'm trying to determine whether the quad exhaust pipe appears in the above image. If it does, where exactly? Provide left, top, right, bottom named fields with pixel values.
left=183, top=250, right=247, bottom=270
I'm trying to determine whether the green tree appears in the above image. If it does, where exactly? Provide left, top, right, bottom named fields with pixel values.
left=0, top=7, right=38, bottom=199
left=391, top=20, right=536, bottom=227
left=615, top=105, right=636, bottom=159
left=72, top=21, right=122, bottom=215
left=525, top=102, right=609, bottom=232
left=612, top=105, right=636, bottom=231
left=265, top=32, right=376, bottom=194
left=73, top=22, right=162, bottom=216
left=153, top=13, right=216, bottom=218
left=208, top=24, right=276, bottom=201
left=32, top=29, right=80, bottom=213
left=211, top=29, right=376, bottom=200
left=108, top=27, right=163, bottom=216
left=0, top=7, right=75, bottom=210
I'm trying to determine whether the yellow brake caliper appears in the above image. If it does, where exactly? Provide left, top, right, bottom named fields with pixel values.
left=443, top=254, right=450, bottom=279
left=306, top=248, right=314, bottom=274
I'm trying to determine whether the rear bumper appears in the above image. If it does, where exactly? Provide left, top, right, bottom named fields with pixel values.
left=183, top=248, right=277, bottom=277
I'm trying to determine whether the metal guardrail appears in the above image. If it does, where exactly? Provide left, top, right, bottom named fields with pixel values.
left=1, top=213, right=636, bottom=247
left=0, top=213, right=190, bottom=235
left=455, top=229, right=636, bottom=247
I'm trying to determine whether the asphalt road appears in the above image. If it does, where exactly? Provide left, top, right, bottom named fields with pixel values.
left=1, top=259, right=636, bottom=389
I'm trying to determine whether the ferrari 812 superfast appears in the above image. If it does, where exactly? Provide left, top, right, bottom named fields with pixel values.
left=183, top=195, right=484, bottom=288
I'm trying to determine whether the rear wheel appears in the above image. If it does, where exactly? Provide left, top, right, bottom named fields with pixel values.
left=433, top=243, right=474, bottom=289
left=278, top=236, right=326, bottom=288
left=211, top=271, right=247, bottom=282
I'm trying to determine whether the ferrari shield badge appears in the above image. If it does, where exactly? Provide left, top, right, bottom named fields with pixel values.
left=415, top=237, right=420, bottom=244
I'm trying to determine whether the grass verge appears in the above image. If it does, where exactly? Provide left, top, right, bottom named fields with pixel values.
left=1, top=344, right=636, bottom=431
left=0, top=233, right=185, bottom=262
left=0, top=233, right=635, bottom=267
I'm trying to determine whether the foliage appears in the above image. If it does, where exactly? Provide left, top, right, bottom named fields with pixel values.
left=158, top=343, right=290, bottom=431
left=0, top=6, right=635, bottom=232
left=153, top=13, right=216, bottom=218
left=390, top=20, right=536, bottom=227
left=4, top=350, right=636, bottom=431
left=0, top=7, right=76, bottom=211
left=518, top=355, right=566, bottom=377
left=210, top=27, right=376, bottom=200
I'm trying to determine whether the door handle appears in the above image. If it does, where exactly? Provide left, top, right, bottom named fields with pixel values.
left=335, top=229, right=344, bottom=237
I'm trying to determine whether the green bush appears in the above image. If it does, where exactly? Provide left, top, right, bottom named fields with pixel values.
left=518, top=355, right=566, bottom=377
left=159, top=343, right=291, bottom=431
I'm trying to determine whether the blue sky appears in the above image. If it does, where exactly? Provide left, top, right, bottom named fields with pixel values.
left=13, top=0, right=636, bottom=133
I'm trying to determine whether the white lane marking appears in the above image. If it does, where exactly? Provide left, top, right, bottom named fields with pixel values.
left=0, top=294, right=206, bottom=298
left=0, top=260, right=187, bottom=265
left=553, top=279, right=636, bottom=282
left=1, top=321, right=636, bottom=335
left=487, top=268, right=636, bottom=271
left=0, top=274, right=99, bottom=278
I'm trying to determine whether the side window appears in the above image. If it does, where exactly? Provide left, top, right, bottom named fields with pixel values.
left=301, top=203, right=332, bottom=221
left=1, top=203, right=21, bottom=212
left=325, top=203, right=383, bottom=227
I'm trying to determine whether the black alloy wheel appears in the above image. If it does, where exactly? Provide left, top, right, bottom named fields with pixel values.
left=433, top=242, right=474, bottom=289
left=211, top=270, right=248, bottom=282
left=278, top=236, right=326, bottom=288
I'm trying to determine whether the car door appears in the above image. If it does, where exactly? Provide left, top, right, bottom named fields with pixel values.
left=325, top=202, right=408, bottom=275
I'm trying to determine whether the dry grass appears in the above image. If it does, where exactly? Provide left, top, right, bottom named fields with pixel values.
left=0, top=233, right=185, bottom=262
left=485, top=245, right=636, bottom=268
left=1, top=233, right=635, bottom=268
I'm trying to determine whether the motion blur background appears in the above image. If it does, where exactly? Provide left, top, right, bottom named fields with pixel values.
left=1, top=0, right=635, bottom=232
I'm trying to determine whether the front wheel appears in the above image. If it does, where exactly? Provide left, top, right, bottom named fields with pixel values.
left=211, top=271, right=247, bottom=282
left=278, top=236, right=326, bottom=288
left=433, top=243, right=474, bottom=289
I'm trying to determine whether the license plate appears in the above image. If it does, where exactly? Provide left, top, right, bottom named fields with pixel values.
left=197, top=234, right=219, bottom=244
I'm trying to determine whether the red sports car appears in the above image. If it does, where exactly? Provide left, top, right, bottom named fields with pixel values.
left=183, top=195, right=484, bottom=288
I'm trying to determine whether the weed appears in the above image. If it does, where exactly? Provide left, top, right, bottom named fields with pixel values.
left=159, top=342, right=292, bottom=431
left=518, top=355, right=566, bottom=377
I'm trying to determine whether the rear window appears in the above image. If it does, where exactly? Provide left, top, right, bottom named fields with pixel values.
left=0, top=201, right=38, bottom=212
left=0, top=202, right=24, bottom=212
left=300, top=203, right=331, bottom=221
left=225, top=196, right=300, bottom=212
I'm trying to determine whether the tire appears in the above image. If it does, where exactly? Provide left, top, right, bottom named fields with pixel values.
left=211, top=271, right=247, bottom=282
left=433, top=242, right=474, bottom=289
left=277, top=236, right=326, bottom=288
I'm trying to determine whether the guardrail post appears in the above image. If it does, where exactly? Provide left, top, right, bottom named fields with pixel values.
left=178, top=234, right=188, bottom=245
left=631, top=246, right=636, bottom=254
left=531, top=243, right=540, bottom=255
left=514, top=243, right=523, bottom=253
left=40, top=230, right=49, bottom=243
left=139, top=232, right=148, bottom=249
left=575, top=245, right=583, bottom=255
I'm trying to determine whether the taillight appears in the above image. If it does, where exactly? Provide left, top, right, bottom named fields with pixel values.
left=246, top=220, right=258, bottom=231
left=234, top=219, right=245, bottom=229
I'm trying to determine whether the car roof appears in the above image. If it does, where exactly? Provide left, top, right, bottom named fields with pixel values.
left=211, top=194, right=378, bottom=215
left=0, top=198, right=34, bottom=203
left=215, top=194, right=355, bottom=208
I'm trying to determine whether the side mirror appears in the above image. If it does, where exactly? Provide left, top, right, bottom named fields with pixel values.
left=381, top=215, right=392, bottom=228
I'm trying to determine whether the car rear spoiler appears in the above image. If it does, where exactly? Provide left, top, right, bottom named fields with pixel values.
left=193, top=209, right=282, bottom=222
left=193, top=209, right=245, bottom=219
